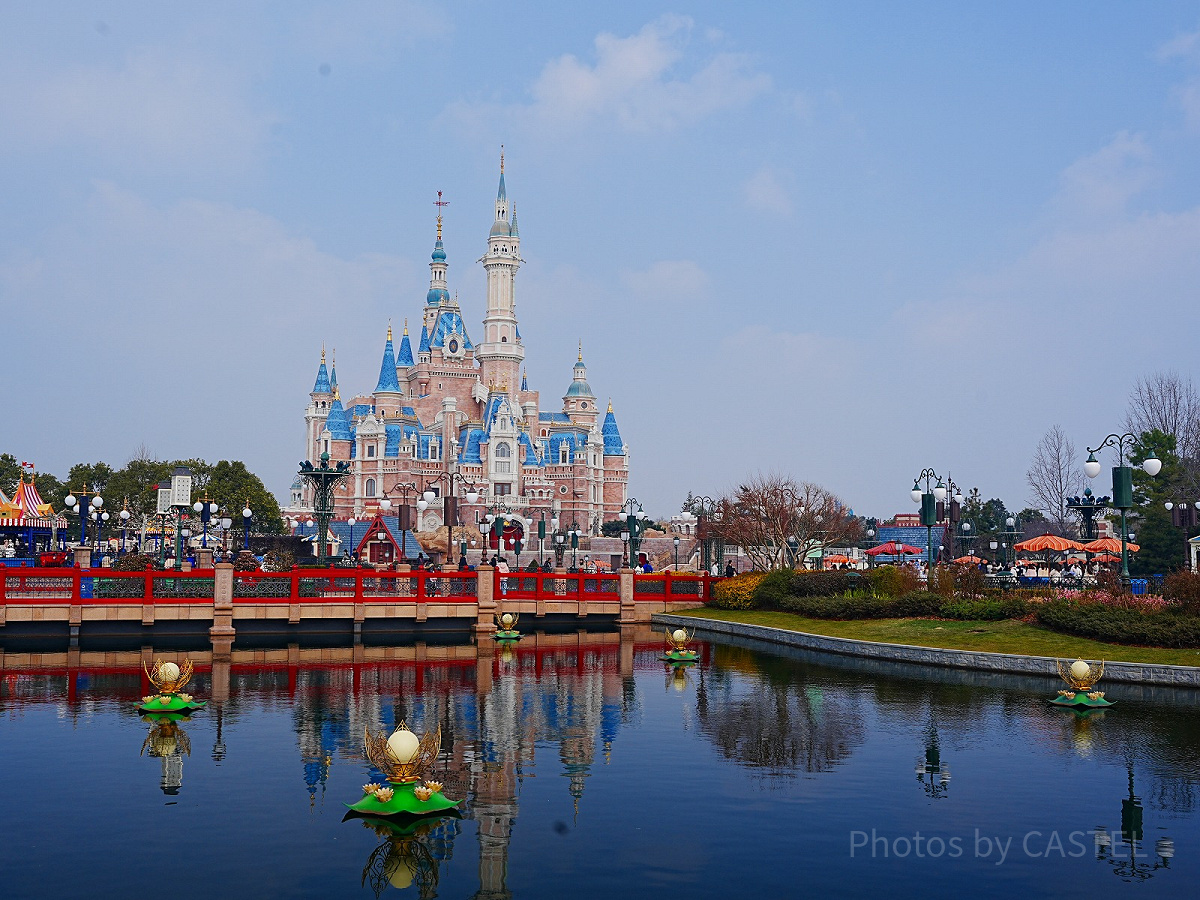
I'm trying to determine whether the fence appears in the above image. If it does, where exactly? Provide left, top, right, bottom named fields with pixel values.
left=0, top=566, right=716, bottom=606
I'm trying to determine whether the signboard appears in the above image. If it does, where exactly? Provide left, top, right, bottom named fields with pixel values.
left=171, top=472, right=193, bottom=507
left=156, top=487, right=173, bottom=515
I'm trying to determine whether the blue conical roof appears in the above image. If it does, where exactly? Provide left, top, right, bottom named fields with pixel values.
left=497, top=170, right=506, bottom=202
left=312, top=354, right=331, bottom=394
left=324, top=397, right=353, bottom=441
left=418, top=325, right=431, bottom=354
left=375, top=328, right=401, bottom=393
left=397, top=329, right=414, bottom=367
left=602, top=404, right=624, bottom=456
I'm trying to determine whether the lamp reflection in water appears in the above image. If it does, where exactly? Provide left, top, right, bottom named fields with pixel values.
left=141, top=716, right=191, bottom=795
left=915, top=726, right=950, bottom=799
left=359, top=816, right=456, bottom=899
left=1093, top=759, right=1175, bottom=882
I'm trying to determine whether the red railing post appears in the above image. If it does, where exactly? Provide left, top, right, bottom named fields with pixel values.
left=144, top=565, right=154, bottom=603
left=291, top=567, right=300, bottom=601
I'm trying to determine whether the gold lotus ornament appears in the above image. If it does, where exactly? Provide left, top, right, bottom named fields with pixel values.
left=413, top=786, right=432, bottom=802
left=145, top=658, right=194, bottom=694
left=424, top=781, right=444, bottom=794
left=362, top=782, right=381, bottom=796
left=363, top=721, right=442, bottom=785
left=661, top=626, right=699, bottom=662
left=1057, top=658, right=1105, bottom=691
left=373, top=787, right=394, bottom=803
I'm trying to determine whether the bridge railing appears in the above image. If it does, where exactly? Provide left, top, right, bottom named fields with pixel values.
left=1, top=566, right=715, bottom=605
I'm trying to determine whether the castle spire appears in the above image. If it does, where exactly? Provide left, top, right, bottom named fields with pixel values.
left=375, top=324, right=400, bottom=393
left=312, top=346, right=331, bottom=395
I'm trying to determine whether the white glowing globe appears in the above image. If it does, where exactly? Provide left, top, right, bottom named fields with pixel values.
left=159, top=662, right=181, bottom=682
left=501, top=613, right=514, bottom=628
left=387, top=728, right=421, bottom=764
left=672, top=629, right=687, bottom=643
left=1069, top=659, right=1091, bottom=680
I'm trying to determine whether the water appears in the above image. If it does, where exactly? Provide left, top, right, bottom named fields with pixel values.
left=1, top=630, right=1198, bottom=899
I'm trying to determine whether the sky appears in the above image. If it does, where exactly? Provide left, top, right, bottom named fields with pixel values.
left=3, top=2, right=1200, bottom=520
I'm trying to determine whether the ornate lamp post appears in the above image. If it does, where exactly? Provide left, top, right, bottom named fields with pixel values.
left=89, top=507, right=110, bottom=554
left=297, top=452, right=352, bottom=566
left=620, top=498, right=648, bottom=569
left=1067, top=488, right=1111, bottom=542
left=220, top=512, right=232, bottom=555
left=379, top=481, right=420, bottom=564
left=241, top=504, right=252, bottom=551
left=166, top=467, right=193, bottom=571
left=569, top=522, right=580, bottom=570
left=63, top=485, right=103, bottom=548
left=683, top=494, right=721, bottom=574
left=192, top=498, right=220, bottom=549
left=1084, top=434, right=1161, bottom=588
left=347, top=517, right=357, bottom=564
left=1163, top=500, right=1200, bottom=571
left=909, top=468, right=945, bottom=570
left=119, top=501, right=131, bottom=555
left=673, top=536, right=680, bottom=570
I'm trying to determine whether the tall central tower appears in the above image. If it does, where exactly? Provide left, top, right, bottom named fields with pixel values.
left=476, top=151, right=524, bottom=395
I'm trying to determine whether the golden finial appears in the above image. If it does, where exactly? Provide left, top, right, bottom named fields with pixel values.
left=578, top=340, right=583, bottom=362
left=387, top=320, right=392, bottom=341
left=334, top=384, right=341, bottom=400
left=434, top=190, right=448, bottom=240
left=608, top=399, right=613, bottom=413
left=321, top=343, right=326, bottom=363
left=500, top=144, right=505, bottom=173
left=403, top=318, right=408, bottom=336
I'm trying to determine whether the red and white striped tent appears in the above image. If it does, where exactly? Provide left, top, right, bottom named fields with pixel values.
left=0, top=477, right=67, bottom=530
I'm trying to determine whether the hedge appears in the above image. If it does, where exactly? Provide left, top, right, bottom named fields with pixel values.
left=1033, top=600, right=1200, bottom=649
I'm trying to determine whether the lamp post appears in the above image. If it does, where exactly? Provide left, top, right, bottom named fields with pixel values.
left=347, top=517, right=357, bottom=564
left=168, top=467, right=193, bottom=572
left=220, top=512, right=232, bottom=556
left=673, top=536, right=680, bottom=570
left=297, top=452, right=352, bottom=566
left=909, top=468, right=946, bottom=571
left=63, top=485, right=103, bottom=548
left=1163, top=500, right=1199, bottom=571
left=620, top=498, right=648, bottom=570
left=1003, top=516, right=1021, bottom=568
left=90, top=507, right=110, bottom=554
left=570, top=522, right=580, bottom=570
left=119, top=502, right=131, bottom=556
left=683, top=494, right=721, bottom=574
left=1084, top=433, right=1161, bottom=588
left=241, top=504, right=252, bottom=552
left=864, top=526, right=878, bottom=569
left=192, top=498, right=219, bottom=549
left=1067, top=488, right=1111, bottom=542
left=379, top=480, right=421, bottom=565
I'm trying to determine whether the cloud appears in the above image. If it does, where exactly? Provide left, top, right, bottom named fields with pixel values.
left=442, top=15, right=770, bottom=136
left=1050, top=131, right=1156, bottom=222
left=744, top=165, right=794, bottom=215
left=1157, top=28, right=1200, bottom=62
left=289, top=0, right=449, bottom=69
left=620, top=260, right=710, bottom=304
left=0, top=50, right=272, bottom=173
left=0, top=182, right=417, bottom=493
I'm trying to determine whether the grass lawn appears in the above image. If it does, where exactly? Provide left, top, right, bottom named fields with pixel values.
left=669, top=607, right=1200, bottom=668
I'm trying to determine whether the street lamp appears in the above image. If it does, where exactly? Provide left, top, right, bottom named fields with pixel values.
left=220, top=512, right=233, bottom=555
left=63, top=485, right=103, bottom=549
left=909, top=468, right=944, bottom=570
left=1084, top=433, right=1161, bottom=588
left=89, top=507, right=110, bottom=554
left=620, top=498, right=648, bottom=569
left=1164, top=500, right=1200, bottom=571
left=192, top=498, right=220, bottom=548
left=1003, top=516, right=1021, bottom=568
left=570, top=522, right=580, bottom=570
left=242, top=504, right=252, bottom=551
left=296, top=452, right=352, bottom=566
left=347, top=516, right=357, bottom=564
left=379, top=481, right=421, bottom=564
left=673, top=536, right=680, bottom=570
left=682, top=494, right=722, bottom=574
left=119, top=502, right=131, bottom=555
left=1067, top=488, right=1111, bottom=541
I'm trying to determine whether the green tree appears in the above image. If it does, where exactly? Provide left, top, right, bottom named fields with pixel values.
left=66, top=461, right=115, bottom=496
left=1130, top=429, right=1190, bottom=575
left=206, top=460, right=284, bottom=534
left=105, top=458, right=173, bottom=524
left=0, top=453, right=22, bottom=496
left=33, top=473, right=67, bottom=511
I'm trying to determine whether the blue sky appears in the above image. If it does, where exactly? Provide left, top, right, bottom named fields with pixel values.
left=4, top=2, right=1200, bottom=519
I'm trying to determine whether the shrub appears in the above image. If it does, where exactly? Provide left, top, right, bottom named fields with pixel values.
left=866, top=565, right=922, bottom=598
left=752, top=569, right=796, bottom=609
left=892, top=591, right=943, bottom=617
left=1034, top=600, right=1200, bottom=648
left=711, top=572, right=766, bottom=609
left=779, top=592, right=897, bottom=619
left=262, top=550, right=295, bottom=572
left=111, top=553, right=156, bottom=571
left=1163, top=571, right=1200, bottom=614
left=939, top=596, right=1029, bottom=621
left=233, top=551, right=260, bottom=571
left=791, top=570, right=861, bottom=598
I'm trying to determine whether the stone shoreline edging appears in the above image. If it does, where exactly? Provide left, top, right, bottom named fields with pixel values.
left=652, top=613, right=1200, bottom=687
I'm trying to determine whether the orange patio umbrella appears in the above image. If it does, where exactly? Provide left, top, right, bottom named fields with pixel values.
left=953, top=554, right=986, bottom=565
left=1014, top=534, right=1085, bottom=553
left=1081, top=537, right=1140, bottom=554
left=824, top=554, right=851, bottom=564
left=1092, top=552, right=1122, bottom=563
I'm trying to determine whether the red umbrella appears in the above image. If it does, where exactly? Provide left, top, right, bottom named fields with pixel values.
left=865, top=540, right=923, bottom=557
left=953, top=554, right=986, bottom=565
left=1014, top=534, right=1085, bottom=553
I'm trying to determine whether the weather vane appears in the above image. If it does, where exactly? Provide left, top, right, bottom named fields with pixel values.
left=434, top=191, right=449, bottom=240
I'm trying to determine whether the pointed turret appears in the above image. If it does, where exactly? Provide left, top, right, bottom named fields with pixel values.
left=521, top=369, right=528, bottom=392
left=397, top=319, right=415, bottom=367
left=375, top=324, right=401, bottom=393
left=427, top=198, right=450, bottom=307
left=311, top=346, right=331, bottom=395
left=478, top=148, right=524, bottom=395
left=565, top=342, right=595, bottom=400
left=324, top=388, right=353, bottom=442
left=602, top=400, right=624, bottom=456
left=329, top=349, right=338, bottom=393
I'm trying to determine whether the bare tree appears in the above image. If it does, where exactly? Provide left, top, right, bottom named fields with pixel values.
left=1026, top=425, right=1084, bottom=535
left=715, top=473, right=860, bottom=570
left=1124, top=371, right=1200, bottom=463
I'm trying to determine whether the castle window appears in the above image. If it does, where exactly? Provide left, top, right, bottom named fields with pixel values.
left=559, top=446, right=569, bottom=465
left=495, top=443, right=511, bottom=458
left=495, top=483, right=511, bottom=496
left=430, top=440, right=440, bottom=461
left=501, top=336, right=507, bottom=342
left=367, top=445, right=375, bottom=458
left=366, top=479, right=376, bottom=498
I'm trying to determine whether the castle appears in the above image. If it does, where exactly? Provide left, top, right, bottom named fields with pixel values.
left=292, top=157, right=630, bottom=535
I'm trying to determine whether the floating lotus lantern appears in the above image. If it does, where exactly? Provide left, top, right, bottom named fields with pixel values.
left=137, top=658, right=207, bottom=715
left=1051, top=658, right=1114, bottom=708
left=346, top=722, right=460, bottom=818
left=493, top=610, right=522, bottom=641
left=660, top=626, right=699, bottom=663
left=140, top=717, right=191, bottom=795
left=358, top=817, right=444, bottom=898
